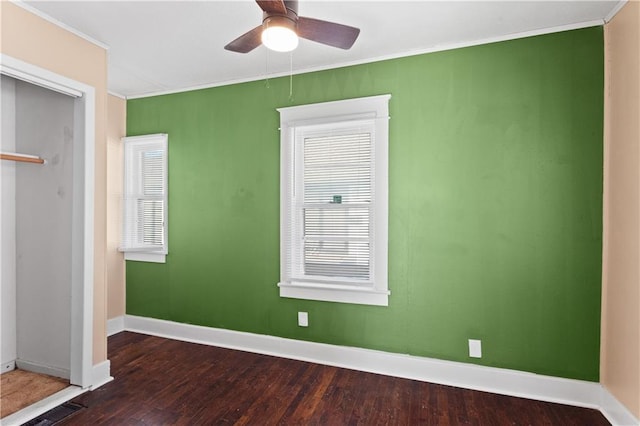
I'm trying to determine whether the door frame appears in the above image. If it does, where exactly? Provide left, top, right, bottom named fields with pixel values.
left=0, top=53, right=95, bottom=388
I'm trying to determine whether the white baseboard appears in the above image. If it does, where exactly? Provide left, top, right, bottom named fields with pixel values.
left=1, top=360, right=16, bottom=374
left=107, top=315, right=125, bottom=336
left=123, top=314, right=635, bottom=422
left=90, top=359, right=113, bottom=390
left=601, top=386, right=640, bottom=426
left=16, top=359, right=70, bottom=380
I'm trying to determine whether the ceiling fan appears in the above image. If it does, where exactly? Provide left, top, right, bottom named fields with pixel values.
left=224, top=0, right=360, bottom=54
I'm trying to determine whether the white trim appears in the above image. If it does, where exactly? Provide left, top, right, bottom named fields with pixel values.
left=0, top=385, right=86, bottom=426
left=127, top=21, right=603, bottom=100
left=121, top=133, right=167, bottom=143
left=11, top=0, right=110, bottom=51
left=123, top=315, right=620, bottom=415
left=277, top=94, right=391, bottom=122
left=124, top=252, right=166, bottom=263
left=0, top=60, right=82, bottom=98
left=107, top=90, right=127, bottom=100
left=1, top=360, right=16, bottom=374
left=604, top=0, right=628, bottom=23
left=278, top=282, right=389, bottom=306
left=107, top=316, right=125, bottom=336
left=15, top=359, right=70, bottom=380
left=89, top=360, right=113, bottom=390
left=77, top=73, right=96, bottom=390
left=278, top=95, right=390, bottom=306
left=0, top=54, right=96, bottom=390
left=600, top=388, right=640, bottom=426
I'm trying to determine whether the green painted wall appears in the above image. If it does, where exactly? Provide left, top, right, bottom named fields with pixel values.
left=126, top=27, right=603, bottom=381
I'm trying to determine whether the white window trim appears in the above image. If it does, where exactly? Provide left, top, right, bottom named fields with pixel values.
left=120, top=133, right=168, bottom=264
left=277, top=95, right=391, bottom=306
left=124, top=251, right=166, bottom=263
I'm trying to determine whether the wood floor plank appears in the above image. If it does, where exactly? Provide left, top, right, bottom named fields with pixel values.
left=60, top=332, right=611, bottom=425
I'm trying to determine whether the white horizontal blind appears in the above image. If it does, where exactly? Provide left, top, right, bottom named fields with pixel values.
left=292, top=124, right=374, bottom=284
left=121, top=134, right=168, bottom=255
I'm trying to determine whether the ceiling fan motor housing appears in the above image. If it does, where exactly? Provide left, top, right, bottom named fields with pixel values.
left=262, top=0, right=299, bottom=31
left=263, top=14, right=298, bottom=33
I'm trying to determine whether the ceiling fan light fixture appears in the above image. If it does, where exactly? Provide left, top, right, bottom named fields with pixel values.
left=261, top=16, right=298, bottom=52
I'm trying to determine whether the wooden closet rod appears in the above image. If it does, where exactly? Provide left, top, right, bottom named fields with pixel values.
left=0, top=152, right=45, bottom=164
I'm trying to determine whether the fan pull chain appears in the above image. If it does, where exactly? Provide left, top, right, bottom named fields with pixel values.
left=264, top=49, right=271, bottom=89
left=289, top=52, right=294, bottom=102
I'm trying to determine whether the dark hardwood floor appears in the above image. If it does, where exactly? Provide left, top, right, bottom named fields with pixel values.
left=61, top=332, right=610, bottom=425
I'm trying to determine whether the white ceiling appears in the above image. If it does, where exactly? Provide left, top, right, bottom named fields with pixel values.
left=22, top=0, right=622, bottom=99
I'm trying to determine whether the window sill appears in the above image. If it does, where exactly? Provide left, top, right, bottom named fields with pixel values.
left=278, top=281, right=389, bottom=306
left=124, top=252, right=166, bottom=263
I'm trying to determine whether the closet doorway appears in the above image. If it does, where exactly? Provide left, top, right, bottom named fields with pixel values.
left=0, top=55, right=95, bottom=423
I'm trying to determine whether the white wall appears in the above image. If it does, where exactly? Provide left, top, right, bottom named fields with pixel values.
left=13, top=79, right=75, bottom=378
left=1, top=75, right=17, bottom=372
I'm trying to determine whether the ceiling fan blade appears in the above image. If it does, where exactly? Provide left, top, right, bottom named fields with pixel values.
left=256, top=0, right=287, bottom=15
left=224, top=25, right=264, bottom=53
left=297, top=16, right=360, bottom=50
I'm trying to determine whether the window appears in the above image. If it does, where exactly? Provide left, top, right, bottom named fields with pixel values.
left=121, top=134, right=168, bottom=263
left=278, top=95, right=390, bottom=306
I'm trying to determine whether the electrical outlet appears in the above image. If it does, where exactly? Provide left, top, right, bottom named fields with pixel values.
left=298, top=312, right=308, bottom=327
left=469, top=339, right=482, bottom=358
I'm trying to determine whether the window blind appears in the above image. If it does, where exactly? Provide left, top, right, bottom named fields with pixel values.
left=292, top=128, right=374, bottom=283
